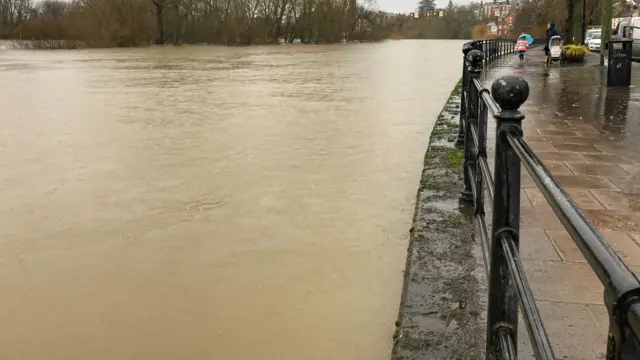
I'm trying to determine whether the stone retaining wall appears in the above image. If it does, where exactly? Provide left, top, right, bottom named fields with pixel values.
left=391, top=82, right=487, bottom=360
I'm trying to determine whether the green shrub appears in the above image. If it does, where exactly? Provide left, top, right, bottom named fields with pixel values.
left=562, top=44, right=590, bottom=57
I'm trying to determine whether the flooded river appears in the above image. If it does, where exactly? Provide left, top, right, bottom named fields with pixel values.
left=0, top=40, right=465, bottom=360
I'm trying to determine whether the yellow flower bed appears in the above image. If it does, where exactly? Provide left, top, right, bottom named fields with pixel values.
left=562, top=44, right=590, bottom=57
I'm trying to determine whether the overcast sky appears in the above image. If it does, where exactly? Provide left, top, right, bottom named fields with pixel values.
left=376, top=0, right=468, bottom=13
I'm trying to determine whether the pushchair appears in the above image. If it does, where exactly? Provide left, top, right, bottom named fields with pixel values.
left=545, top=35, right=563, bottom=65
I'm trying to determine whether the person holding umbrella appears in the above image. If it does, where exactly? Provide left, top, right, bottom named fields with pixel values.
left=515, top=33, right=534, bottom=60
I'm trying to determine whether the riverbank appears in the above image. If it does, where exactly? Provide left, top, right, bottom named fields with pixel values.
left=0, top=38, right=386, bottom=50
left=391, top=82, right=486, bottom=360
left=0, top=39, right=85, bottom=49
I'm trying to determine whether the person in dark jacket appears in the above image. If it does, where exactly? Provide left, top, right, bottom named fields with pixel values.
left=544, top=23, right=561, bottom=62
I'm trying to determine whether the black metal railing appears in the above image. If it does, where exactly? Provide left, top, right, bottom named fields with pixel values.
left=455, top=39, right=515, bottom=149
left=471, top=39, right=517, bottom=63
left=457, top=43, right=640, bottom=359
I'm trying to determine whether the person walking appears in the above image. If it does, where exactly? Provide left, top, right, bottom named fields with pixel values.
left=515, top=34, right=530, bottom=60
left=544, top=23, right=561, bottom=63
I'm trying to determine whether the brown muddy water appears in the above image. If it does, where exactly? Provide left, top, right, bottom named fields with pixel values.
left=0, top=40, right=465, bottom=360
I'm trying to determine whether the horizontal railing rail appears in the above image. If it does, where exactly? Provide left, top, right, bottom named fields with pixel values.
left=469, top=39, right=517, bottom=63
left=456, top=42, right=640, bottom=359
left=456, top=39, right=515, bottom=149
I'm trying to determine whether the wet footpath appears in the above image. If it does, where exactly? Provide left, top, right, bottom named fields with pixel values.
left=481, top=49, right=640, bottom=358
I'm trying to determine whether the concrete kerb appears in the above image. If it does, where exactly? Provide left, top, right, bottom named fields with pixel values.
left=391, top=81, right=487, bottom=360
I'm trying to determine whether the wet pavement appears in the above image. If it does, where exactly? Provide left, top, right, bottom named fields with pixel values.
left=482, top=49, right=640, bottom=358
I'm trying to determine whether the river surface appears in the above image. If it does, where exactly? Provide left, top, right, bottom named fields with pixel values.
left=0, top=40, right=465, bottom=360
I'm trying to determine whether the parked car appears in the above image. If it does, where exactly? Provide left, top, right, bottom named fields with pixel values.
left=585, top=28, right=601, bottom=45
left=613, top=16, right=640, bottom=61
left=588, top=31, right=602, bottom=51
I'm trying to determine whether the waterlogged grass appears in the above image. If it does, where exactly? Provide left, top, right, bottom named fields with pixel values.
left=445, top=121, right=458, bottom=129
left=418, top=80, right=464, bottom=194
left=445, top=148, right=463, bottom=168
left=429, top=80, right=462, bottom=145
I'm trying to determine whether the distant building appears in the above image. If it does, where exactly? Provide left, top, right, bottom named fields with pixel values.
left=378, top=12, right=397, bottom=26
left=476, top=1, right=517, bottom=19
left=487, top=22, right=498, bottom=35
left=614, top=0, right=640, bottom=18
left=416, top=8, right=446, bottom=18
left=497, top=12, right=515, bottom=36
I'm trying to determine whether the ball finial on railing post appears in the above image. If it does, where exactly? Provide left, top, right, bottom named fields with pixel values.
left=466, top=49, right=484, bottom=72
left=490, top=75, right=530, bottom=111
left=462, top=41, right=474, bottom=56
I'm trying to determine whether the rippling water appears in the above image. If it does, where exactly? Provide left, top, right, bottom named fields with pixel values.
left=0, top=40, right=465, bottom=360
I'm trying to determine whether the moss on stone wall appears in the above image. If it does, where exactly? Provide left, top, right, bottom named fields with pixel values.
left=391, top=80, right=485, bottom=360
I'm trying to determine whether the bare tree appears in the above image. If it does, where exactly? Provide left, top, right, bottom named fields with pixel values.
left=8, top=0, right=390, bottom=46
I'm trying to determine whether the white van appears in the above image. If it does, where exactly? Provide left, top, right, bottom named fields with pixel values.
left=613, top=16, right=640, bottom=60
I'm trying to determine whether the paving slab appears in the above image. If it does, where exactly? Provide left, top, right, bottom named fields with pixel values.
left=479, top=49, right=640, bottom=358
left=518, top=301, right=608, bottom=360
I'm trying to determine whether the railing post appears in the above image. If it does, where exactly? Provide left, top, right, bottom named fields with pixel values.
left=493, top=40, right=496, bottom=59
left=460, top=49, right=484, bottom=203
left=605, top=310, right=640, bottom=360
left=485, top=40, right=489, bottom=61
left=475, top=90, right=488, bottom=218
left=485, top=75, right=530, bottom=360
left=491, top=40, right=495, bottom=60
left=457, top=42, right=476, bottom=148
left=605, top=293, right=640, bottom=359
left=484, top=40, right=488, bottom=60
left=487, top=40, right=495, bottom=61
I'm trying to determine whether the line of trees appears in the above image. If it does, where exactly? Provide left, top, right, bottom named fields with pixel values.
left=417, top=0, right=435, bottom=13
left=0, top=0, right=393, bottom=47
left=414, top=0, right=614, bottom=43
left=511, top=0, right=636, bottom=43
left=511, top=0, right=604, bottom=40
left=7, top=0, right=612, bottom=48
